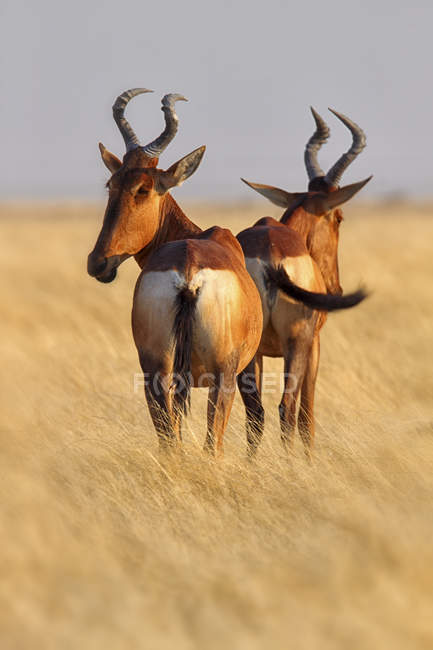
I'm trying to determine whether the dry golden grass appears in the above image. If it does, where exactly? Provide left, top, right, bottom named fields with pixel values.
left=1, top=200, right=432, bottom=649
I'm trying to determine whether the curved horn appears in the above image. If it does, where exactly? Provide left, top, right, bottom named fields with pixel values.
left=112, top=88, right=153, bottom=151
left=325, top=109, right=366, bottom=187
left=140, top=93, right=188, bottom=159
left=304, top=107, right=330, bottom=181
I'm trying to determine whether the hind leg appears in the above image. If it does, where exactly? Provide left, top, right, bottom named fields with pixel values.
left=298, top=334, right=320, bottom=456
left=204, top=371, right=237, bottom=458
left=144, top=371, right=181, bottom=452
left=279, top=336, right=312, bottom=453
left=237, top=354, right=264, bottom=458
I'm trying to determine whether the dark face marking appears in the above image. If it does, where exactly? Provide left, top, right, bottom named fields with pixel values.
left=87, top=252, right=130, bottom=282
left=87, top=149, right=164, bottom=282
left=96, top=267, right=117, bottom=283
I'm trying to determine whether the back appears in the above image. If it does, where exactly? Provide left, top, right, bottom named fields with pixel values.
left=237, top=218, right=309, bottom=264
left=144, top=226, right=247, bottom=279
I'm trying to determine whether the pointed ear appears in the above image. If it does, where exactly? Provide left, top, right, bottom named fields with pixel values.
left=156, top=146, right=206, bottom=194
left=323, top=176, right=372, bottom=211
left=241, top=179, right=304, bottom=209
left=99, top=143, right=122, bottom=174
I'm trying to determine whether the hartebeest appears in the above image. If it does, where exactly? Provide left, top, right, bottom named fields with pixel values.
left=87, top=88, right=264, bottom=455
left=237, top=108, right=371, bottom=458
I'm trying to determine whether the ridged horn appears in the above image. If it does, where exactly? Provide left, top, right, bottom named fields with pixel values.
left=304, top=107, right=330, bottom=181
left=112, top=88, right=153, bottom=152
left=141, top=94, right=188, bottom=158
left=325, top=109, right=366, bottom=187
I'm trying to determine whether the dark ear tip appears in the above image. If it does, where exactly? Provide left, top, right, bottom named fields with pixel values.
left=98, top=142, right=105, bottom=153
left=197, top=146, right=206, bottom=161
left=194, top=145, right=206, bottom=158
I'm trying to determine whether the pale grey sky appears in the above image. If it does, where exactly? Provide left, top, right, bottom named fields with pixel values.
left=1, top=0, right=432, bottom=199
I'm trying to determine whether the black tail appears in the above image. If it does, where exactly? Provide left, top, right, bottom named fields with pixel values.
left=265, top=264, right=368, bottom=312
left=172, top=285, right=200, bottom=415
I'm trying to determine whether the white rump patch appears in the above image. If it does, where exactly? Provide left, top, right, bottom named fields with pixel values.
left=133, top=267, right=249, bottom=374
left=172, top=271, right=204, bottom=295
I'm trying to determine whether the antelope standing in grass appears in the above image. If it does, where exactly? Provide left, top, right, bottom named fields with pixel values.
left=237, top=108, right=371, bottom=458
left=87, top=88, right=264, bottom=456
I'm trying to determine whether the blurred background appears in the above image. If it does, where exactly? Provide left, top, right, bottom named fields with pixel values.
left=2, top=3, right=433, bottom=649
left=1, top=0, right=432, bottom=201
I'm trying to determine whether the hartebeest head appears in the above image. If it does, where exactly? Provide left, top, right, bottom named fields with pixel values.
left=242, top=108, right=371, bottom=294
left=88, top=88, right=205, bottom=283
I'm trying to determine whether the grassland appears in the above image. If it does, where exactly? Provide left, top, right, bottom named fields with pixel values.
left=1, top=200, right=432, bottom=649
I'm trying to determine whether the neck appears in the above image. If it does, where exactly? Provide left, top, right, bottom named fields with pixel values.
left=282, top=205, right=341, bottom=295
left=280, top=205, right=316, bottom=245
left=134, top=193, right=202, bottom=268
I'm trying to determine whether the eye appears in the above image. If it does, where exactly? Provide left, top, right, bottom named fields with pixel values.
left=137, top=186, right=149, bottom=196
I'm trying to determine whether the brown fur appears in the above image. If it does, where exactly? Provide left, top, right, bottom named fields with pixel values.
left=238, top=218, right=308, bottom=261
left=144, top=227, right=247, bottom=276
left=280, top=202, right=342, bottom=294
left=89, top=147, right=262, bottom=456
left=237, top=185, right=368, bottom=458
left=132, top=232, right=262, bottom=385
